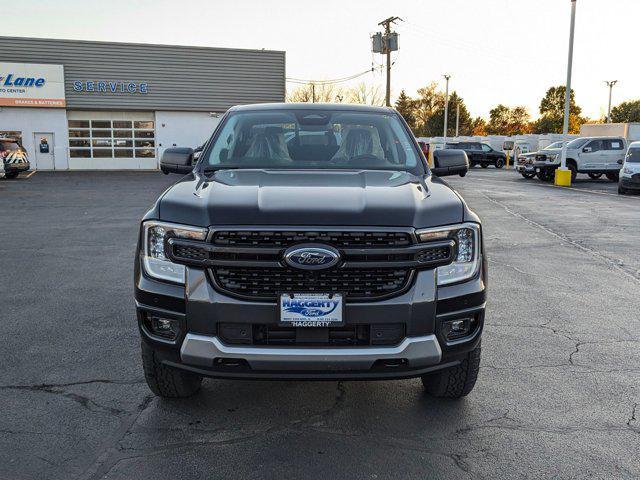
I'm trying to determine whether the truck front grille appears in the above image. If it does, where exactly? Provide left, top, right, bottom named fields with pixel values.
left=212, top=266, right=412, bottom=301
left=166, top=228, right=456, bottom=302
left=211, top=230, right=412, bottom=248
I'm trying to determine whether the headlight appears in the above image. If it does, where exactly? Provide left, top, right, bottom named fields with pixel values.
left=416, top=223, right=481, bottom=286
left=623, top=167, right=633, bottom=175
left=142, top=221, right=207, bottom=284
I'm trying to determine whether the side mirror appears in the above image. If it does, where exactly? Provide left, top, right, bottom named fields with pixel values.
left=160, top=147, right=194, bottom=175
left=583, top=146, right=592, bottom=153
left=431, top=149, right=469, bottom=177
left=617, top=159, right=623, bottom=165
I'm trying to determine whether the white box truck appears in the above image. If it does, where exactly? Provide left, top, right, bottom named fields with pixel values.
left=580, top=123, right=640, bottom=142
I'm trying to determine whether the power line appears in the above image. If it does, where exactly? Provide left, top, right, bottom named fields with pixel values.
left=286, top=68, right=375, bottom=85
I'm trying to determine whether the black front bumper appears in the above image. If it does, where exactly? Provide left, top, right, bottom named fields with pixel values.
left=620, top=177, right=640, bottom=190
left=4, top=162, right=30, bottom=173
left=135, top=255, right=487, bottom=380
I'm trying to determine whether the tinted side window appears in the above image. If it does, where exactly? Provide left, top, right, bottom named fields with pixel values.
left=606, top=139, right=624, bottom=150
left=587, top=140, right=603, bottom=152
left=481, top=144, right=491, bottom=152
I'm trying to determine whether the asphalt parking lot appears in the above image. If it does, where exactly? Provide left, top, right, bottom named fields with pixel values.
left=1, top=169, right=639, bottom=480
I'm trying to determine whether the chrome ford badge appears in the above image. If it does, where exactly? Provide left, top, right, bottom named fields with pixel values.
left=283, top=244, right=341, bottom=270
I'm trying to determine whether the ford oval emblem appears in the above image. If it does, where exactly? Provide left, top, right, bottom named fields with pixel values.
left=283, top=244, right=341, bottom=270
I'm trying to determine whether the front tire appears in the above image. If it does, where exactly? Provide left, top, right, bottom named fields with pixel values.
left=618, top=185, right=627, bottom=195
left=141, top=342, right=203, bottom=398
left=495, top=158, right=505, bottom=169
left=537, top=170, right=553, bottom=182
left=521, top=172, right=536, bottom=179
left=606, top=172, right=619, bottom=182
left=422, top=344, right=481, bottom=399
left=480, top=163, right=488, bottom=169
left=588, top=173, right=603, bottom=179
left=4, top=171, right=19, bottom=179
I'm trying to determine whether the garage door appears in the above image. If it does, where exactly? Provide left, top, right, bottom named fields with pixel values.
left=67, top=111, right=157, bottom=170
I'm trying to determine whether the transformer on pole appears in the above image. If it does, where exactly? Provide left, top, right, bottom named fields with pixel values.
left=373, top=17, right=401, bottom=107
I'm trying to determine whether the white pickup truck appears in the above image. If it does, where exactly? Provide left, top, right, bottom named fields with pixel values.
left=532, top=136, right=626, bottom=182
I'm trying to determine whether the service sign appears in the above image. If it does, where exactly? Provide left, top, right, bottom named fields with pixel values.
left=0, top=62, right=66, bottom=108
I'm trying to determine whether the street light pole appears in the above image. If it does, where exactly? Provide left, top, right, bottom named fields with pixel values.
left=605, top=80, right=618, bottom=123
left=455, top=101, right=460, bottom=138
left=443, top=74, right=451, bottom=145
left=558, top=0, right=577, bottom=178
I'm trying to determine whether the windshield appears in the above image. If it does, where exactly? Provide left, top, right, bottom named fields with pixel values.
left=0, top=141, right=21, bottom=151
left=626, top=148, right=640, bottom=163
left=546, top=141, right=564, bottom=149
left=202, top=110, right=423, bottom=173
left=566, top=138, right=589, bottom=149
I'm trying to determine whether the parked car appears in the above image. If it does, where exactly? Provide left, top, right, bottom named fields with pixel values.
left=136, top=103, right=485, bottom=399
left=533, top=136, right=626, bottom=182
left=618, top=141, right=640, bottom=195
left=446, top=141, right=506, bottom=168
left=0, top=137, right=30, bottom=179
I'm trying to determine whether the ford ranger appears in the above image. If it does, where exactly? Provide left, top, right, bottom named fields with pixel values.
left=135, top=104, right=486, bottom=400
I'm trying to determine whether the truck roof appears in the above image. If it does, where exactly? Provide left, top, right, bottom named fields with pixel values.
left=578, top=136, right=625, bottom=140
left=229, top=103, right=394, bottom=114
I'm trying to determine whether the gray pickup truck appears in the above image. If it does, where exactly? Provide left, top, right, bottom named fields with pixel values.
left=134, top=103, right=486, bottom=400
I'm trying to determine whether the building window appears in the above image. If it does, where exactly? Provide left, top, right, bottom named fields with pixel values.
left=68, top=118, right=155, bottom=160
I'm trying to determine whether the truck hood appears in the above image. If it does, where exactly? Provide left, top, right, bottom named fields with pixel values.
left=158, top=169, right=464, bottom=228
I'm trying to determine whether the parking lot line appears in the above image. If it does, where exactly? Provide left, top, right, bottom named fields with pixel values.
left=24, top=170, right=37, bottom=179
left=465, top=175, right=640, bottom=200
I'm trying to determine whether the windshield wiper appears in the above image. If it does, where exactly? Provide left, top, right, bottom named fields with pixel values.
left=201, top=166, right=240, bottom=173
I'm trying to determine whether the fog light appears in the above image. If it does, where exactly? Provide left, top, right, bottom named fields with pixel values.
left=441, top=318, right=472, bottom=341
left=149, top=315, right=180, bottom=340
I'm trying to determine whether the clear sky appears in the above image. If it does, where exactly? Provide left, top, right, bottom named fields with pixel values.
left=4, top=0, right=638, bottom=120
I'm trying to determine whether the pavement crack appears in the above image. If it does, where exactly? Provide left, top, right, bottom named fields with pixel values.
left=0, top=378, right=145, bottom=390
left=1, top=383, right=132, bottom=416
left=80, top=394, right=156, bottom=480
left=628, top=403, right=638, bottom=427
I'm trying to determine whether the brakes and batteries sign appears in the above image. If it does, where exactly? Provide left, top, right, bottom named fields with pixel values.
left=0, top=62, right=66, bottom=108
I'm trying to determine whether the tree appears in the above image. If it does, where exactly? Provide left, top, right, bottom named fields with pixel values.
left=286, top=83, right=343, bottom=103
left=409, top=83, right=473, bottom=137
left=412, top=82, right=441, bottom=136
left=470, top=117, right=487, bottom=136
left=345, top=82, right=384, bottom=106
left=395, top=89, right=416, bottom=130
left=486, top=105, right=531, bottom=135
left=530, top=85, right=585, bottom=134
left=610, top=100, right=640, bottom=123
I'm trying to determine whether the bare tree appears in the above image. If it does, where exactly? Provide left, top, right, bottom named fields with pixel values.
left=287, top=83, right=343, bottom=103
left=345, top=82, right=385, bottom=106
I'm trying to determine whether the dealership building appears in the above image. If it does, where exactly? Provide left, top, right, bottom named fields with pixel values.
left=0, top=37, right=285, bottom=170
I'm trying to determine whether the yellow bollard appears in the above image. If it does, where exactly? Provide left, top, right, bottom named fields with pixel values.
left=506, top=152, right=510, bottom=169
left=554, top=168, right=572, bottom=186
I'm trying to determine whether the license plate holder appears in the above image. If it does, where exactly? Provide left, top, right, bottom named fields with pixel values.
left=279, top=293, right=344, bottom=327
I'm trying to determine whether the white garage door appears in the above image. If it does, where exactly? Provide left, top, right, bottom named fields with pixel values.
left=67, top=111, right=157, bottom=170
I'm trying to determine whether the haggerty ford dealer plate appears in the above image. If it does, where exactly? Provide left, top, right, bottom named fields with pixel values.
left=279, top=293, right=344, bottom=327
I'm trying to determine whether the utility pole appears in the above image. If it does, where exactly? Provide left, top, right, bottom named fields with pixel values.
left=455, top=101, right=460, bottom=137
left=378, top=16, right=401, bottom=107
left=311, top=83, right=316, bottom=103
left=443, top=74, right=451, bottom=144
left=605, top=80, right=618, bottom=123
left=557, top=0, right=577, bottom=185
